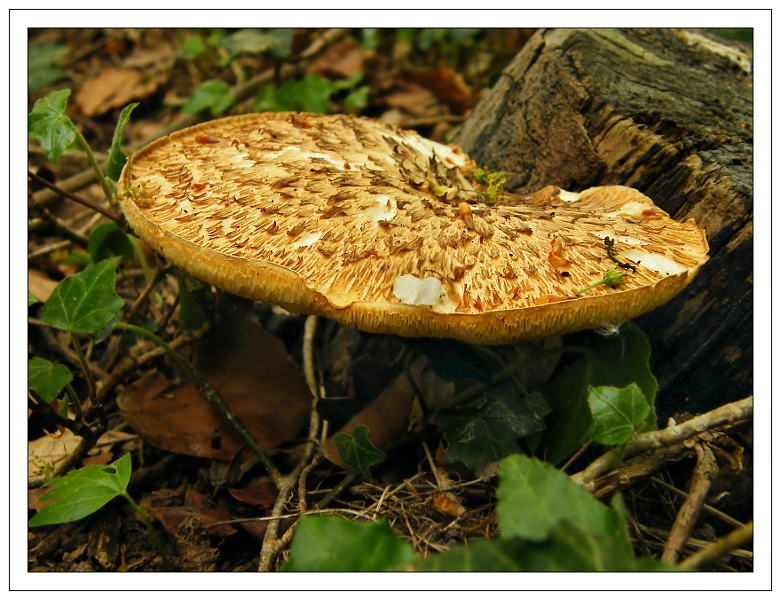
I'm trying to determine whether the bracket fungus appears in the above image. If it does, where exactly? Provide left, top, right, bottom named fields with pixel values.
left=118, top=112, right=708, bottom=345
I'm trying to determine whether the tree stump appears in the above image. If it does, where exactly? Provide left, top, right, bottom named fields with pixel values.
left=455, top=29, right=753, bottom=418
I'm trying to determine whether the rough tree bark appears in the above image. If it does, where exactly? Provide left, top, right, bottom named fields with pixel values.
left=455, top=29, right=752, bottom=419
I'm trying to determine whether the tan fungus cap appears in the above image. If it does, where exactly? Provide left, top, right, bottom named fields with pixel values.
left=118, top=112, right=709, bottom=344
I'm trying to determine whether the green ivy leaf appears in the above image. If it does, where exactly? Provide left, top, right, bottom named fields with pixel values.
left=175, top=34, right=207, bottom=61
left=28, top=358, right=73, bottom=405
left=88, top=222, right=136, bottom=264
left=29, top=292, right=40, bottom=307
left=42, top=257, right=125, bottom=335
left=333, top=424, right=385, bottom=476
left=29, top=454, right=132, bottom=527
left=360, top=29, right=380, bottom=50
left=588, top=383, right=649, bottom=446
left=220, top=28, right=293, bottom=59
left=28, top=89, right=77, bottom=164
left=538, top=324, right=658, bottom=465
left=105, top=102, right=139, bottom=182
left=344, top=86, right=370, bottom=110
left=281, top=516, right=416, bottom=571
left=496, top=455, right=628, bottom=545
left=28, top=43, right=69, bottom=93
left=437, top=389, right=551, bottom=476
left=181, top=79, right=235, bottom=117
left=416, top=520, right=676, bottom=572
left=61, top=250, right=93, bottom=266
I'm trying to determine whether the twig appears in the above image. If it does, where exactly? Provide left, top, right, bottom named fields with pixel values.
left=258, top=315, right=323, bottom=572
left=661, top=443, right=719, bottom=564
left=571, top=396, right=752, bottom=491
left=28, top=170, right=121, bottom=222
left=679, top=521, right=754, bottom=570
left=650, top=477, right=745, bottom=529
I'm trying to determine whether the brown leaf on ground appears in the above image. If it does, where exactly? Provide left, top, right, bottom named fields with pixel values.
left=404, top=66, right=476, bottom=113
left=381, top=80, right=439, bottom=118
left=74, top=31, right=174, bottom=116
left=28, top=429, right=137, bottom=479
left=306, top=38, right=364, bottom=80
left=117, top=302, right=312, bottom=460
left=28, top=269, right=59, bottom=303
left=321, top=356, right=425, bottom=469
left=228, top=477, right=278, bottom=509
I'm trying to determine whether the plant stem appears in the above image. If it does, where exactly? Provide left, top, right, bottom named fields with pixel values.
left=112, top=322, right=282, bottom=484
left=73, top=127, right=115, bottom=206
left=70, top=332, right=97, bottom=401
left=121, top=492, right=170, bottom=570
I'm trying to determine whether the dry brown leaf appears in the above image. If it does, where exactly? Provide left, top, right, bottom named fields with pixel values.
left=117, top=303, right=312, bottom=460
left=432, top=493, right=466, bottom=518
left=28, top=429, right=137, bottom=478
left=405, top=66, right=476, bottom=113
left=381, top=80, right=438, bottom=117
left=228, top=477, right=278, bottom=509
left=321, top=356, right=426, bottom=469
left=306, top=38, right=364, bottom=80
left=28, top=269, right=59, bottom=303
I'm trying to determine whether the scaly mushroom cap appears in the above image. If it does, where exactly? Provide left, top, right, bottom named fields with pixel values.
left=118, top=112, right=708, bottom=344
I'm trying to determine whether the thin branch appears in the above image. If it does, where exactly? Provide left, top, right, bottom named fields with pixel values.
left=679, top=521, right=754, bottom=570
left=28, top=170, right=121, bottom=222
left=661, top=443, right=719, bottom=564
left=571, top=396, right=753, bottom=491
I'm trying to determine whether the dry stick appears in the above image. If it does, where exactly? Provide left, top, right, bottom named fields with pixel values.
left=679, top=521, right=754, bottom=570
left=31, top=28, right=349, bottom=208
left=28, top=169, right=120, bottom=222
left=571, top=396, right=753, bottom=491
left=650, top=476, right=745, bottom=529
left=661, top=443, right=719, bottom=564
left=258, top=315, right=323, bottom=572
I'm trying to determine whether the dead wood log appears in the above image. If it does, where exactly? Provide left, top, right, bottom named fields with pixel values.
left=456, top=29, right=753, bottom=419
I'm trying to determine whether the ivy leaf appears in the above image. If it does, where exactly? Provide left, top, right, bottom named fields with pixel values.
left=281, top=516, right=416, bottom=571
left=181, top=79, right=235, bottom=117
left=29, top=454, right=132, bottom=527
left=344, top=86, right=370, bottom=110
left=538, top=324, right=658, bottom=465
left=28, top=89, right=77, bottom=164
left=29, top=292, right=40, bottom=307
left=220, top=28, right=293, bottom=59
left=333, top=424, right=385, bottom=476
left=175, top=34, right=207, bottom=61
left=588, top=383, right=649, bottom=446
left=496, top=455, right=628, bottom=545
left=28, top=43, right=69, bottom=92
left=416, top=520, right=676, bottom=572
left=87, top=222, right=136, bottom=264
left=437, top=388, right=551, bottom=476
left=105, top=102, right=139, bottom=182
left=42, top=257, right=125, bottom=335
left=28, top=358, right=73, bottom=404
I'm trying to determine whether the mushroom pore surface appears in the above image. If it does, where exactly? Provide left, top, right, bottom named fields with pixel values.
left=118, top=112, right=709, bottom=344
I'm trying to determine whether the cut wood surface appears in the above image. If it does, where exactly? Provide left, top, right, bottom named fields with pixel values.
left=456, top=29, right=753, bottom=418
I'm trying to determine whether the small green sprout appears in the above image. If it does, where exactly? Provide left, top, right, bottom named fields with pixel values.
left=576, top=268, right=627, bottom=295
left=470, top=166, right=511, bottom=203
